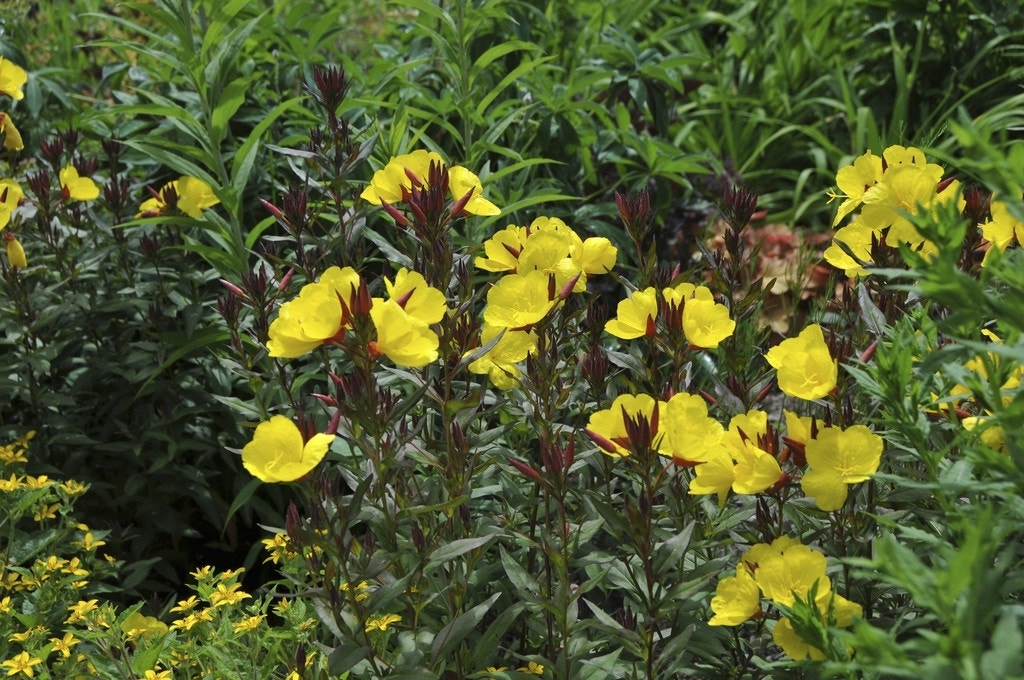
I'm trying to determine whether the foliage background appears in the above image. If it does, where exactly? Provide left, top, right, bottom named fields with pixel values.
left=1, top=0, right=1023, bottom=678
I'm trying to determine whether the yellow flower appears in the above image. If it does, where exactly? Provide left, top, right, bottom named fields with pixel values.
left=448, top=164, right=501, bottom=216
left=731, top=439, right=783, bottom=495
left=0, top=58, right=28, bottom=100
left=72, top=531, right=106, bottom=551
left=5, top=234, right=26, bottom=268
left=267, top=266, right=362, bottom=358
left=773, top=592, right=862, bottom=660
left=586, top=393, right=664, bottom=458
left=801, top=425, right=882, bottom=511
left=483, top=270, right=556, bottom=330
left=170, top=608, right=214, bottom=632
left=829, top=149, right=883, bottom=226
left=141, top=669, right=173, bottom=680
left=824, top=220, right=876, bottom=277
left=365, top=613, right=401, bottom=632
left=751, top=542, right=829, bottom=607
left=475, top=224, right=529, bottom=272
left=233, top=614, right=266, bottom=633
left=368, top=299, right=440, bottom=368
left=980, top=196, right=1024, bottom=263
left=517, top=661, right=544, bottom=675
left=49, top=631, right=79, bottom=658
left=241, top=415, right=335, bottom=483
left=604, top=287, right=658, bottom=339
left=688, top=448, right=735, bottom=506
left=467, top=324, right=538, bottom=390
left=170, top=595, right=200, bottom=613
left=682, top=296, right=736, bottom=348
left=765, top=324, right=837, bottom=400
left=138, top=176, right=220, bottom=218
left=121, top=612, right=169, bottom=640
left=1, top=651, right=42, bottom=678
left=208, top=581, right=250, bottom=607
left=59, top=166, right=100, bottom=201
left=708, top=565, right=761, bottom=626
left=660, top=392, right=724, bottom=465
left=361, top=150, right=499, bottom=216
left=341, top=581, right=371, bottom=603
left=381, top=267, right=447, bottom=325
left=66, top=599, right=100, bottom=624
left=962, top=416, right=1007, bottom=453
left=0, top=112, right=23, bottom=151
left=0, top=179, right=23, bottom=231
left=516, top=230, right=583, bottom=293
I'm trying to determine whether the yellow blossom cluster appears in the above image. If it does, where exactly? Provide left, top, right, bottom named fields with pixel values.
left=604, top=281, right=736, bottom=349
left=825, top=145, right=965, bottom=275
left=708, top=537, right=862, bottom=660
left=470, top=216, right=616, bottom=389
left=361, top=149, right=500, bottom=216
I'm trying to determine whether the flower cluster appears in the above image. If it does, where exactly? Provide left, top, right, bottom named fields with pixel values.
left=267, top=265, right=446, bottom=368
left=361, top=149, right=500, bottom=217
left=587, top=394, right=883, bottom=511
left=469, top=216, right=616, bottom=388
left=0, top=59, right=28, bottom=269
left=604, top=281, right=736, bottom=349
left=708, top=537, right=862, bottom=660
left=825, top=145, right=964, bottom=275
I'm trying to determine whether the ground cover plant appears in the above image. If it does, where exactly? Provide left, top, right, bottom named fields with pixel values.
left=2, top=0, right=1024, bottom=678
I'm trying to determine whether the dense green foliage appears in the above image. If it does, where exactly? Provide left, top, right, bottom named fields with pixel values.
left=1, top=0, right=1023, bottom=678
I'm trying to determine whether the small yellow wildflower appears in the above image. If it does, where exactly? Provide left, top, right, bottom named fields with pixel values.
left=49, top=632, right=79, bottom=658
left=32, top=503, right=59, bottom=522
left=170, top=596, right=200, bottom=613
left=365, top=613, right=401, bottom=632
left=170, top=608, right=214, bottom=632
left=232, top=614, right=266, bottom=633
left=66, top=599, right=100, bottom=624
left=518, top=661, right=545, bottom=675
left=209, top=581, right=250, bottom=608
left=1, top=651, right=43, bottom=678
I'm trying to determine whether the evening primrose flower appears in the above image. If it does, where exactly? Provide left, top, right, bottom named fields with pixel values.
left=380, top=267, right=447, bottom=325
left=483, top=270, right=556, bottom=330
left=682, top=295, right=736, bottom=348
left=751, top=542, right=830, bottom=607
left=688, top=448, right=736, bottom=506
left=0, top=112, right=23, bottom=151
left=5, top=233, right=26, bottom=268
left=475, top=224, right=529, bottom=272
left=708, top=565, right=761, bottom=626
left=604, top=287, right=658, bottom=339
left=241, top=415, right=335, bottom=483
left=121, top=612, right=169, bottom=639
left=267, top=266, right=362, bottom=358
left=980, top=196, right=1024, bottom=262
left=765, top=324, right=837, bottom=400
left=661, top=392, right=725, bottom=465
left=467, top=324, right=538, bottom=390
left=801, top=424, right=882, bottom=511
left=829, top=149, right=883, bottom=226
left=361, top=150, right=499, bottom=216
left=586, top=393, right=664, bottom=458
left=368, top=299, right=439, bottom=367
left=773, top=592, right=863, bottom=661
left=59, top=166, right=100, bottom=201
left=731, top=439, right=783, bottom=495
left=0, top=57, right=28, bottom=100
left=824, top=220, right=877, bottom=277
left=138, top=176, right=220, bottom=218
left=0, top=178, right=24, bottom=230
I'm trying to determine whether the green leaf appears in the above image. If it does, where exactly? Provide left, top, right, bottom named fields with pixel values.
left=430, top=592, right=501, bottom=663
left=426, top=531, right=500, bottom=571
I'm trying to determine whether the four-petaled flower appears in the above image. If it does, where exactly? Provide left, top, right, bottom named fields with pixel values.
left=765, top=324, right=837, bottom=400
left=801, top=424, right=883, bottom=511
left=241, top=415, right=335, bottom=483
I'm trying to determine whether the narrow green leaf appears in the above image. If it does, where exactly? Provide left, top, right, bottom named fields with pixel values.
left=429, top=593, right=501, bottom=663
